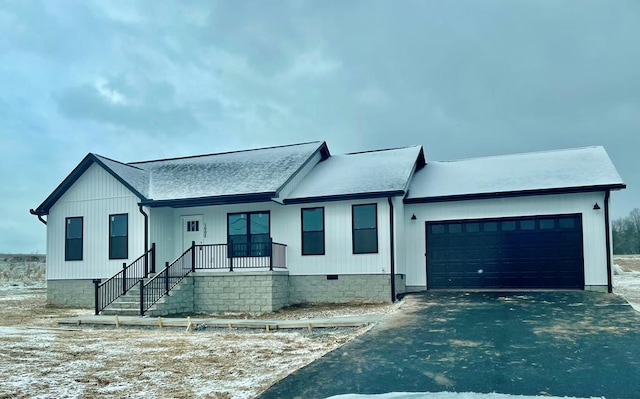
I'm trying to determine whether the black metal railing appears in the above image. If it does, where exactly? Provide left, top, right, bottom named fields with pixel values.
left=140, top=244, right=194, bottom=316
left=196, top=240, right=287, bottom=271
left=93, top=243, right=155, bottom=315
left=96, top=240, right=288, bottom=316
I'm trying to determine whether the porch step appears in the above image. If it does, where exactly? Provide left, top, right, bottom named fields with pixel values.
left=100, top=279, right=186, bottom=317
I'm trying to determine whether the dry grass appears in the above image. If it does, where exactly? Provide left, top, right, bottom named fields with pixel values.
left=0, top=255, right=390, bottom=399
left=0, top=288, right=378, bottom=398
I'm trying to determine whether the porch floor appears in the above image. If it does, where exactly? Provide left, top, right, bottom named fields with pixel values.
left=57, top=314, right=382, bottom=330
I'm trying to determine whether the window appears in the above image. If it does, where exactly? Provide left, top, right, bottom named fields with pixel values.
left=520, top=219, right=536, bottom=230
left=187, top=220, right=199, bottom=232
left=227, top=212, right=270, bottom=257
left=501, top=221, right=516, bottom=231
left=540, top=219, right=556, bottom=230
left=465, top=223, right=480, bottom=233
left=483, top=222, right=498, bottom=232
left=109, top=214, right=128, bottom=260
left=302, top=208, right=324, bottom=255
left=559, top=217, right=576, bottom=229
left=65, top=217, right=83, bottom=261
left=448, top=223, right=462, bottom=234
left=352, top=204, right=378, bottom=254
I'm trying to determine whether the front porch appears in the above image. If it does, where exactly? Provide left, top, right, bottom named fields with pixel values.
left=94, top=240, right=288, bottom=316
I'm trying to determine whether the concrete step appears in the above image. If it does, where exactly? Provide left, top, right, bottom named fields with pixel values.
left=101, top=308, right=141, bottom=316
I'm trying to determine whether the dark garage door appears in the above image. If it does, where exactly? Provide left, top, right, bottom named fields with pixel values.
left=426, top=214, right=584, bottom=290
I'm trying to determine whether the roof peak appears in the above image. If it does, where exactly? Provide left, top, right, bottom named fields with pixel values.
left=345, top=145, right=421, bottom=156
left=92, top=153, right=145, bottom=171
left=129, top=141, right=325, bottom=165
left=437, top=145, right=603, bottom=163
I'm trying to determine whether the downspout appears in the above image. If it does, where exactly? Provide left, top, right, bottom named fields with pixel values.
left=29, top=209, right=47, bottom=225
left=604, top=190, right=613, bottom=293
left=138, top=205, right=149, bottom=254
left=388, top=197, right=396, bottom=302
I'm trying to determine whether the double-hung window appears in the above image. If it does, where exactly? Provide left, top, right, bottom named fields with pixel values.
left=302, top=207, right=324, bottom=255
left=227, top=211, right=270, bottom=257
left=352, top=204, right=378, bottom=254
left=109, top=214, right=128, bottom=260
left=65, top=217, right=83, bottom=261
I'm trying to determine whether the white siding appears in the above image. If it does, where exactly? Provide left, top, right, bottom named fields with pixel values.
left=281, top=198, right=392, bottom=275
left=403, top=192, right=609, bottom=289
left=47, top=164, right=145, bottom=280
left=276, top=151, right=323, bottom=200
left=149, top=207, right=175, bottom=268
left=154, top=198, right=394, bottom=276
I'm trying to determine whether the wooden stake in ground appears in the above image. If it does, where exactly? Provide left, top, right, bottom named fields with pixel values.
left=186, top=316, right=192, bottom=332
left=157, top=316, right=163, bottom=329
left=115, top=315, right=120, bottom=329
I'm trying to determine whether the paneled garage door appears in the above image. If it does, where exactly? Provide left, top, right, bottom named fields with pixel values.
left=426, top=214, right=584, bottom=290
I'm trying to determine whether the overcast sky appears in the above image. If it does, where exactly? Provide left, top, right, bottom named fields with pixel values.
left=1, top=1, right=638, bottom=253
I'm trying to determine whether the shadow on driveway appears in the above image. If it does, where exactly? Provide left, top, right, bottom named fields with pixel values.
left=260, top=292, right=640, bottom=399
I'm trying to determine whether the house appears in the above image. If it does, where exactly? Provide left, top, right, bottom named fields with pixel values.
left=30, top=141, right=626, bottom=316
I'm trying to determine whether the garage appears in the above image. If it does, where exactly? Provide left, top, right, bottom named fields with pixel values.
left=426, top=214, right=584, bottom=290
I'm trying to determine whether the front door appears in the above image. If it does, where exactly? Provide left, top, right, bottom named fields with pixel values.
left=182, top=215, right=204, bottom=250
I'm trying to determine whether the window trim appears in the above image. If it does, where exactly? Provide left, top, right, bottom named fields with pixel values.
left=226, top=211, right=271, bottom=258
left=65, top=216, right=83, bottom=261
left=301, top=207, right=325, bottom=256
left=352, top=203, right=379, bottom=254
left=109, top=213, right=128, bottom=260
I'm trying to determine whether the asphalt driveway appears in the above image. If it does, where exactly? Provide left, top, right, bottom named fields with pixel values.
left=260, top=292, right=640, bottom=399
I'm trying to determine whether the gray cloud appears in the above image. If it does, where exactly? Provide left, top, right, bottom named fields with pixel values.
left=1, top=0, right=639, bottom=252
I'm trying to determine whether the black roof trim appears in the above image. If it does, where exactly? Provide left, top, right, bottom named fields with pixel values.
left=403, top=184, right=627, bottom=204
left=274, top=142, right=331, bottom=197
left=140, top=192, right=276, bottom=208
left=284, top=190, right=405, bottom=205
left=129, top=141, right=325, bottom=165
left=345, top=145, right=420, bottom=156
left=33, top=154, right=148, bottom=216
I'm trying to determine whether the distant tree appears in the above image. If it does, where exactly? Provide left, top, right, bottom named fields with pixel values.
left=613, top=208, right=640, bottom=254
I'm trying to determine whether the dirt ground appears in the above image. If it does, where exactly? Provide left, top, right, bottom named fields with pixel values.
left=0, top=255, right=393, bottom=399
left=1, top=255, right=639, bottom=398
left=612, top=255, right=640, bottom=310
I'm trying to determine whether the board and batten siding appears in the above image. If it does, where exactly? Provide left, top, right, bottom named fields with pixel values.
left=148, top=206, right=175, bottom=268
left=403, top=191, right=610, bottom=290
left=47, top=163, right=145, bottom=280
left=151, top=197, right=394, bottom=276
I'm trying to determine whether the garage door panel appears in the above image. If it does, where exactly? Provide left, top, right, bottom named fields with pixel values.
left=426, top=215, right=584, bottom=290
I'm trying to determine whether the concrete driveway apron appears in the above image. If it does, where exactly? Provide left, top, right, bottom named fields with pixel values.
left=259, top=292, right=640, bottom=399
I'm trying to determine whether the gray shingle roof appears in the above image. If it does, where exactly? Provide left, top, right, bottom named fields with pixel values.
left=285, top=146, right=425, bottom=203
left=406, top=146, right=626, bottom=201
left=130, top=142, right=326, bottom=202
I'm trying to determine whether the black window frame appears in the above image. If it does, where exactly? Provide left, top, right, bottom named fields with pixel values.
left=109, top=213, right=128, bottom=260
left=301, top=207, right=325, bottom=256
left=65, top=216, right=83, bottom=261
left=227, top=211, right=271, bottom=257
left=352, top=203, right=378, bottom=254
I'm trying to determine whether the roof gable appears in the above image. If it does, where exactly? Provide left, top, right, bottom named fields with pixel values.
left=32, top=154, right=148, bottom=216
left=405, top=146, right=626, bottom=203
left=284, top=145, right=424, bottom=204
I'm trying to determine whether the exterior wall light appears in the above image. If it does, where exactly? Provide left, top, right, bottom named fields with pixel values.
left=411, top=214, right=417, bottom=220
left=593, top=203, right=601, bottom=210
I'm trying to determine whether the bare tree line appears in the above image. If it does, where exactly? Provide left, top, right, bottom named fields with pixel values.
left=613, top=208, right=640, bottom=255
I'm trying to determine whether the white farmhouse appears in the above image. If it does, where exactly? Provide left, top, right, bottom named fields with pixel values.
left=30, top=141, right=625, bottom=316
